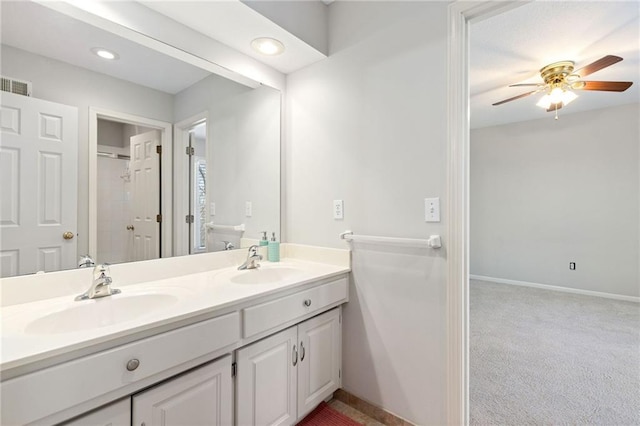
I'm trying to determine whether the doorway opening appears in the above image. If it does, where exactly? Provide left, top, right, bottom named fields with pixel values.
left=174, top=112, right=208, bottom=257
left=89, top=107, right=173, bottom=263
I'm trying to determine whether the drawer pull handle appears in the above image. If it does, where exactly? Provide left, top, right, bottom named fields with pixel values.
left=300, top=342, right=305, bottom=362
left=292, top=345, right=298, bottom=366
left=303, top=299, right=312, bottom=307
left=126, top=358, right=140, bottom=371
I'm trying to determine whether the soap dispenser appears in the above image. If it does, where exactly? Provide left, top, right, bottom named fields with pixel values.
left=259, top=231, right=269, bottom=247
left=267, top=232, right=280, bottom=262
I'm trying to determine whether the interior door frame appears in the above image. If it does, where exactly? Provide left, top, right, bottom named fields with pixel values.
left=89, top=107, right=173, bottom=260
left=174, top=112, right=208, bottom=257
left=446, top=1, right=527, bottom=424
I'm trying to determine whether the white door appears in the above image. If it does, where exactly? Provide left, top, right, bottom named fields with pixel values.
left=130, top=130, right=161, bottom=261
left=297, top=308, right=342, bottom=420
left=0, top=92, right=78, bottom=277
left=63, top=398, right=130, bottom=426
left=133, top=356, right=233, bottom=426
left=236, top=327, right=298, bottom=426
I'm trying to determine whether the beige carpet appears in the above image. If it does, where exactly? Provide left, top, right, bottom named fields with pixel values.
left=470, top=280, right=640, bottom=425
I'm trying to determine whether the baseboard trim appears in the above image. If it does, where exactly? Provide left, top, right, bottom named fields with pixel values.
left=470, top=275, right=640, bottom=303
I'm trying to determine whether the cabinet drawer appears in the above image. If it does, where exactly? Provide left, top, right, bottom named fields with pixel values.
left=243, top=277, right=347, bottom=338
left=1, top=312, right=240, bottom=426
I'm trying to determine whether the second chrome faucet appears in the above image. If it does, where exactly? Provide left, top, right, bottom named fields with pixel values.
left=75, top=263, right=121, bottom=301
left=238, top=245, right=262, bottom=270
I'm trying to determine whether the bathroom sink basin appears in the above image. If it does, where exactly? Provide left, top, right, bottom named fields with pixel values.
left=228, top=266, right=307, bottom=285
left=25, top=293, right=179, bottom=334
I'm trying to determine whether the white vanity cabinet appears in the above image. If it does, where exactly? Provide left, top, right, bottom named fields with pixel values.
left=236, top=308, right=342, bottom=425
left=132, top=355, right=233, bottom=426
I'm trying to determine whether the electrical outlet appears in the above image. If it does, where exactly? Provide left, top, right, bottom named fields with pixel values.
left=569, top=262, right=576, bottom=270
left=333, top=200, right=344, bottom=220
left=245, top=201, right=252, bottom=217
left=425, top=197, right=440, bottom=222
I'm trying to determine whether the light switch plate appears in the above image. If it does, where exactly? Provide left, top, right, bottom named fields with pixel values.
left=333, top=200, right=344, bottom=220
left=210, top=202, right=216, bottom=216
left=425, top=197, right=440, bottom=222
left=245, top=201, right=252, bottom=217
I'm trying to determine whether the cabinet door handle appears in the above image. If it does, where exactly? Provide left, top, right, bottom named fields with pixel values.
left=300, top=342, right=305, bottom=362
left=126, top=358, right=140, bottom=371
left=303, top=299, right=312, bottom=307
left=292, top=344, right=298, bottom=366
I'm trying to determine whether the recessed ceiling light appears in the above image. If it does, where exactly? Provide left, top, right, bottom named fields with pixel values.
left=251, top=37, right=285, bottom=56
left=91, top=47, right=119, bottom=60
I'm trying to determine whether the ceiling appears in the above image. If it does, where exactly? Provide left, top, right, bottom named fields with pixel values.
left=1, top=1, right=211, bottom=95
left=139, top=1, right=327, bottom=74
left=470, top=1, right=640, bottom=129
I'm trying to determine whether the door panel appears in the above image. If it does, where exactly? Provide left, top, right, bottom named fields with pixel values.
left=133, top=356, right=232, bottom=426
left=0, top=92, right=78, bottom=277
left=130, top=130, right=160, bottom=261
left=297, top=309, right=342, bottom=419
left=236, top=327, right=298, bottom=426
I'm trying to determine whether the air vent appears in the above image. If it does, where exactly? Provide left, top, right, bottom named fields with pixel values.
left=1, top=76, right=32, bottom=96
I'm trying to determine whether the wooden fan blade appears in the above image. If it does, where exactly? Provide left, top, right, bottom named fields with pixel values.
left=578, top=81, right=633, bottom=92
left=575, top=55, right=623, bottom=77
left=492, top=91, right=538, bottom=106
left=547, top=102, right=563, bottom=112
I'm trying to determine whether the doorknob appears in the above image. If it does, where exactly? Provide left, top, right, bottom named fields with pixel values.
left=126, top=225, right=135, bottom=231
left=63, top=231, right=74, bottom=240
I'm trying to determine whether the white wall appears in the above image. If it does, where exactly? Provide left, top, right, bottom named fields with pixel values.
left=470, top=103, right=640, bottom=298
left=96, top=156, right=132, bottom=264
left=285, top=2, right=448, bottom=424
left=1, top=45, right=174, bottom=257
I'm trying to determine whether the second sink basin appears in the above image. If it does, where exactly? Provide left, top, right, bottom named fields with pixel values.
left=25, top=292, right=180, bottom=335
left=227, top=266, right=307, bottom=285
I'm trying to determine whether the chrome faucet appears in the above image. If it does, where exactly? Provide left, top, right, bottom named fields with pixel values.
left=222, top=240, right=235, bottom=251
left=78, top=254, right=95, bottom=268
left=75, top=263, right=121, bottom=301
left=238, top=245, right=262, bottom=270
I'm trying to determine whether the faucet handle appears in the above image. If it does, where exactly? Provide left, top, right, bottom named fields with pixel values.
left=93, top=263, right=111, bottom=277
left=78, top=255, right=95, bottom=268
left=248, top=245, right=259, bottom=256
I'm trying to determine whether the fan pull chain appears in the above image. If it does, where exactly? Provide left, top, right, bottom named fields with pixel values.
left=555, top=104, right=559, bottom=120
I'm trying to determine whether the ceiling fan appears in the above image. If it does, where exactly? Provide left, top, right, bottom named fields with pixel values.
left=492, top=55, right=634, bottom=115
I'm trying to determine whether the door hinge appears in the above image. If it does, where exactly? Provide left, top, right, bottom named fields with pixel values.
left=185, top=214, right=194, bottom=224
left=156, top=145, right=162, bottom=155
left=232, top=362, right=237, bottom=377
left=156, top=214, right=162, bottom=223
left=186, top=146, right=195, bottom=156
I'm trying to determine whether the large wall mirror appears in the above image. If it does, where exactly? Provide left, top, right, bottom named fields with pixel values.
left=0, top=1, right=281, bottom=277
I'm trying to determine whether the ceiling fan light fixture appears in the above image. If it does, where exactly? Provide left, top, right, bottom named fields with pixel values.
left=561, top=90, right=578, bottom=105
left=536, top=88, right=577, bottom=109
left=536, top=95, right=552, bottom=109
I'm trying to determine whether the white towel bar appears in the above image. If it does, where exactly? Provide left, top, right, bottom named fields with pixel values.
left=339, top=230, right=430, bottom=248
left=205, top=223, right=245, bottom=232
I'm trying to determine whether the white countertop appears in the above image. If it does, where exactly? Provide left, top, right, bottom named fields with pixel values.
left=1, top=257, right=349, bottom=379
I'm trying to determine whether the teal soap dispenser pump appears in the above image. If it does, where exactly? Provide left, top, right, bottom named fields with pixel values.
left=259, top=231, right=269, bottom=247
left=267, top=232, right=280, bottom=262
